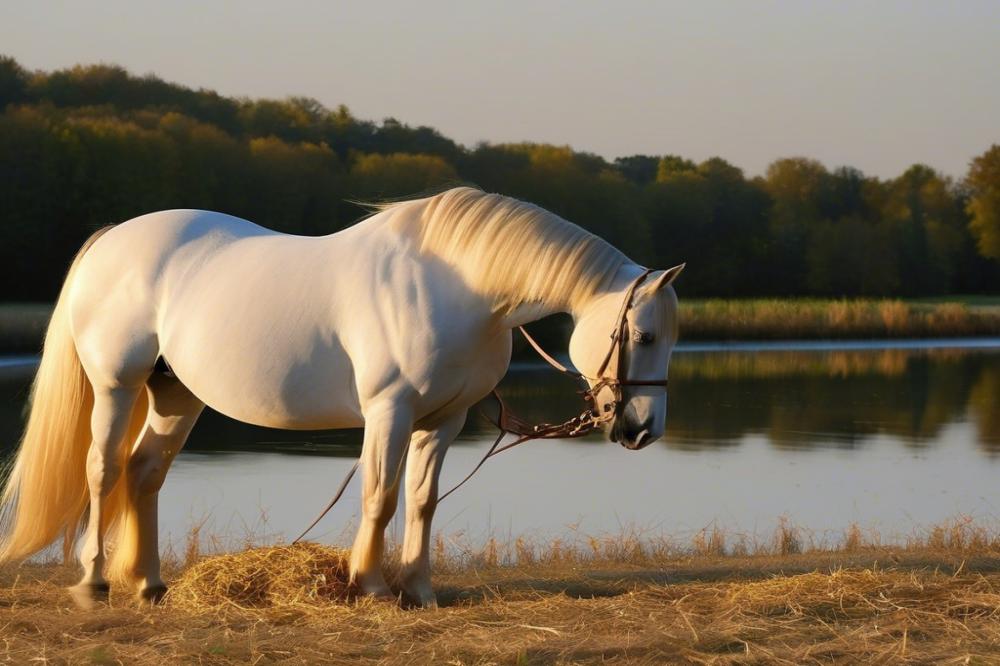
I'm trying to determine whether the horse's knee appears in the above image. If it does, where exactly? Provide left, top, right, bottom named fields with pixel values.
left=362, top=490, right=397, bottom=527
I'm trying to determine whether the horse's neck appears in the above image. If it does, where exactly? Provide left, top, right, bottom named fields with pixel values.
left=372, top=196, right=640, bottom=328
left=503, top=263, right=646, bottom=328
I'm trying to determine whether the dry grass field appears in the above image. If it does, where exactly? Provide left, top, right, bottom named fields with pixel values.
left=679, top=297, right=1000, bottom=340
left=3, top=520, right=1000, bottom=664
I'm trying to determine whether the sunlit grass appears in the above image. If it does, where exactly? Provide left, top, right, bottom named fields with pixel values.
left=5, top=515, right=1000, bottom=663
left=680, top=298, right=1000, bottom=339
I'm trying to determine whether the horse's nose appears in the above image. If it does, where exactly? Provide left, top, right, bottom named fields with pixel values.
left=620, top=419, right=655, bottom=450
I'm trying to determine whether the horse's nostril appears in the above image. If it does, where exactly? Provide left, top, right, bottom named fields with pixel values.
left=636, top=429, right=652, bottom=448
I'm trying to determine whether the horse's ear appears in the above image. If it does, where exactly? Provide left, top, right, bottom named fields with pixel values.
left=646, top=263, right=685, bottom=292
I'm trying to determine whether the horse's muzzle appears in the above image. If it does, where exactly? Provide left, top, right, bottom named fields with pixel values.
left=621, top=429, right=654, bottom=450
left=611, top=413, right=657, bottom=450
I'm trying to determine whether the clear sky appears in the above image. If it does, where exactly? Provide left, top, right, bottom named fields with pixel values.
left=2, top=0, right=997, bottom=179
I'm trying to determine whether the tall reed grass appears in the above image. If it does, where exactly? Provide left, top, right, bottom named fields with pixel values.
left=680, top=298, right=1000, bottom=340
left=2, top=299, right=999, bottom=354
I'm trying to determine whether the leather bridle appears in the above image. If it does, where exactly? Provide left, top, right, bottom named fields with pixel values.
left=437, top=267, right=669, bottom=501
left=293, top=268, right=668, bottom=542
left=520, top=267, right=669, bottom=418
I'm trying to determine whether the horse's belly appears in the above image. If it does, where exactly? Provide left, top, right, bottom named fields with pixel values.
left=175, top=358, right=362, bottom=430
left=161, top=328, right=362, bottom=430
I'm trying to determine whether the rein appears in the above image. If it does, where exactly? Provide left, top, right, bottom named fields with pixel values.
left=292, top=268, right=666, bottom=543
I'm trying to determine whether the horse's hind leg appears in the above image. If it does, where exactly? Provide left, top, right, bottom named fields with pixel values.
left=115, top=373, right=203, bottom=603
left=70, top=385, right=143, bottom=608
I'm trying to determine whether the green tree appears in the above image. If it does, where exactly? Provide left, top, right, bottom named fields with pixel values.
left=239, top=97, right=327, bottom=143
left=0, top=55, right=29, bottom=108
left=762, top=158, right=831, bottom=290
left=883, top=165, right=965, bottom=293
left=157, top=112, right=250, bottom=213
left=249, top=137, right=344, bottom=234
left=806, top=217, right=900, bottom=295
left=2, top=54, right=1000, bottom=301
left=614, top=155, right=659, bottom=185
left=0, top=106, right=72, bottom=297
left=966, top=145, right=1000, bottom=260
left=349, top=152, right=458, bottom=200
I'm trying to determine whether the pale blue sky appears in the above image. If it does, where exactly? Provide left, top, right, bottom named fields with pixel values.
left=2, top=1, right=997, bottom=179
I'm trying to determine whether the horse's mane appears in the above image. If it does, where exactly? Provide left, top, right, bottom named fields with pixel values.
left=376, top=187, right=627, bottom=313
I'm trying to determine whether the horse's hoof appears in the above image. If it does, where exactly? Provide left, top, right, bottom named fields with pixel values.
left=353, top=587, right=396, bottom=603
left=360, top=587, right=395, bottom=602
left=68, top=582, right=110, bottom=610
left=412, top=596, right=438, bottom=610
left=352, top=574, right=394, bottom=601
left=399, top=585, right=438, bottom=609
left=137, top=584, right=168, bottom=605
left=398, top=572, right=438, bottom=609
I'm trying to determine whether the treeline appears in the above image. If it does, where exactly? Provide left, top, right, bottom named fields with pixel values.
left=1, top=55, right=999, bottom=301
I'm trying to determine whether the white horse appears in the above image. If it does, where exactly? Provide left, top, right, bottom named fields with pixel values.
left=0, top=187, right=683, bottom=608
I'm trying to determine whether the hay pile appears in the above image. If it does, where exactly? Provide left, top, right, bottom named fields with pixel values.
left=167, top=542, right=352, bottom=615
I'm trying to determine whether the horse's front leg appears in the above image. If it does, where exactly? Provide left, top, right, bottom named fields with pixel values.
left=349, top=404, right=413, bottom=598
left=398, top=410, right=467, bottom=608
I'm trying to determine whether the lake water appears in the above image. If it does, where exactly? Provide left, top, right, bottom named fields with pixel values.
left=2, top=340, right=1000, bottom=552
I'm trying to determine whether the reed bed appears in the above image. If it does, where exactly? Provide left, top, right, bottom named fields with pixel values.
left=680, top=298, right=1000, bottom=340
left=3, top=298, right=999, bottom=356
left=667, top=345, right=989, bottom=382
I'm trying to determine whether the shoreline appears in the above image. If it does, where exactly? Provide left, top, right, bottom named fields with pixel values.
left=2, top=299, right=1000, bottom=355
left=5, top=336, right=1000, bottom=379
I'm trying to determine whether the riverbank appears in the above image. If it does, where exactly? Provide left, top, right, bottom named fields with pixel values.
left=680, top=296, right=1000, bottom=340
left=3, top=521, right=1000, bottom=663
left=3, top=298, right=998, bottom=353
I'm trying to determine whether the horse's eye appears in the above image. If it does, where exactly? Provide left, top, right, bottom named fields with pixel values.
left=632, top=330, right=654, bottom=345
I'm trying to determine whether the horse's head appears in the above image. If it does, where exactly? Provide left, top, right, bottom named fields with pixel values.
left=568, top=264, right=684, bottom=450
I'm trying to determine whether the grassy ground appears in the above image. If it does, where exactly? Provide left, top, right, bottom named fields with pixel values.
left=4, top=521, right=1000, bottom=664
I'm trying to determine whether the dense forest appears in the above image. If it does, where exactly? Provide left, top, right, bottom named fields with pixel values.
left=1, top=55, right=999, bottom=301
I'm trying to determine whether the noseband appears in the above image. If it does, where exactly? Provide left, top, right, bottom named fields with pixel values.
left=293, top=268, right=669, bottom=541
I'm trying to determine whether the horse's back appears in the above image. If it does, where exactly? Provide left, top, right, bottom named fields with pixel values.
left=68, top=211, right=359, bottom=427
left=67, top=206, right=510, bottom=430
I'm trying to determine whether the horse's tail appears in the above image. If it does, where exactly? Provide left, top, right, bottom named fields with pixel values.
left=0, top=226, right=115, bottom=563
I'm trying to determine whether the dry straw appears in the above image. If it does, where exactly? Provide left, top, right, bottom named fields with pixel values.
left=5, top=519, right=1000, bottom=662
left=167, top=542, right=352, bottom=617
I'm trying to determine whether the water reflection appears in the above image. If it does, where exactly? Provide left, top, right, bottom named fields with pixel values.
left=666, top=347, right=1000, bottom=452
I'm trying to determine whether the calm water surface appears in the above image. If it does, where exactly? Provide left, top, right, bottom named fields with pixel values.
left=2, top=341, right=999, bottom=549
